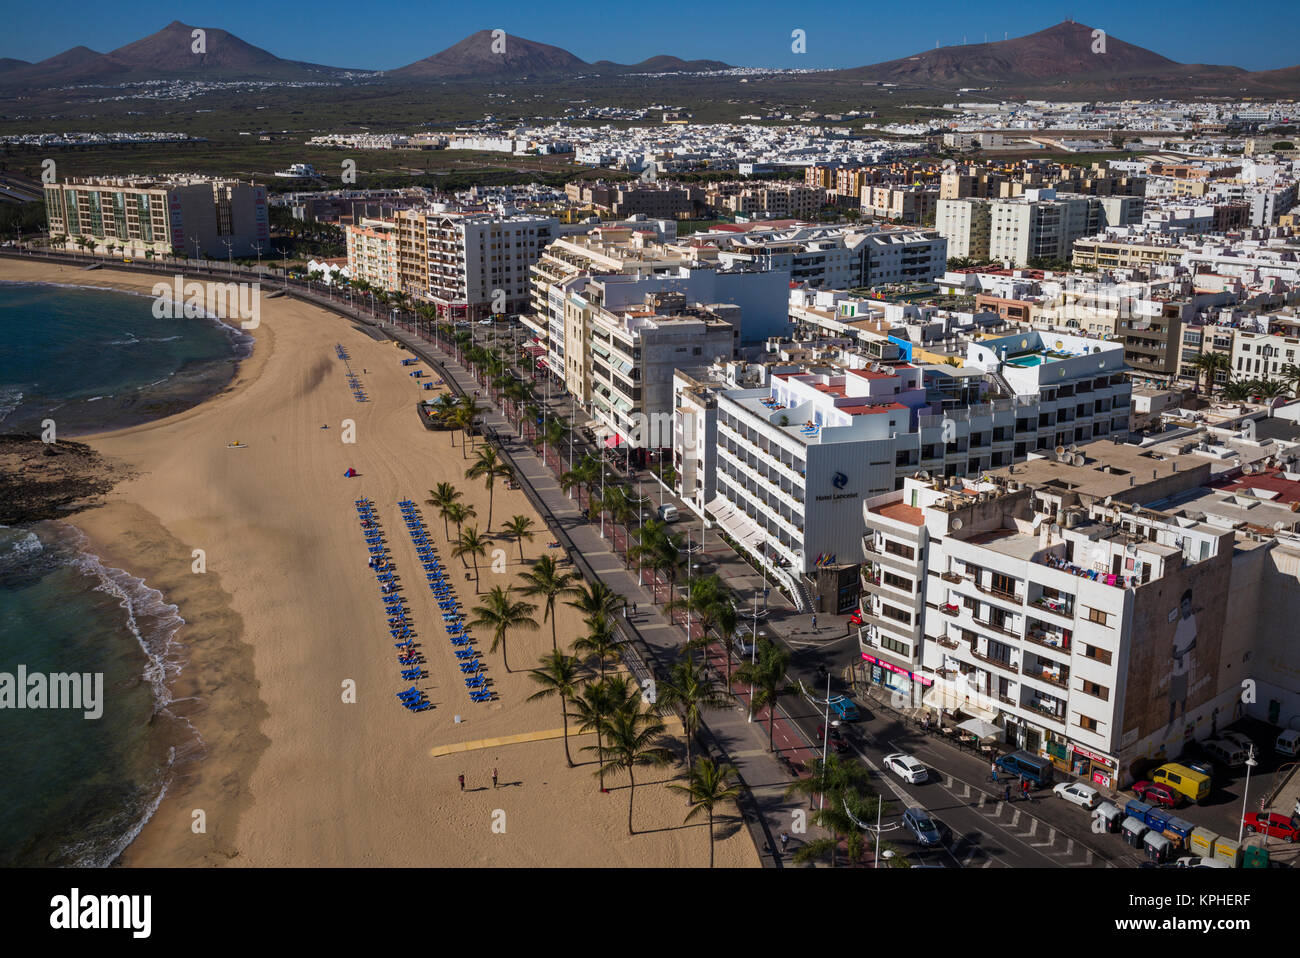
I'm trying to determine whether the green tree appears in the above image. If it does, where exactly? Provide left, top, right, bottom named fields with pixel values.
left=657, top=652, right=728, bottom=775
left=733, top=638, right=792, bottom=752
left=572, top=610, right=623, bottom=680
left=503, top=514, right=536, bottom=564
left=528, top=650, right=588, bottom=767
left=465, top=444, right=513, bottom=531
left=1190, top=352, right=1230, bottom=394
left=567, top=579, right=624, bottom=623
left=667, top=757, right=741, bottom=868
left=519, top=554, right=579, bottom=652
left=453, top=526, right=489, bottom=591
left=591, top=701, right=674, bottom=835
left=426, top=482, right=462, bottom=539
left=469, top=585, right=539, bottom=673
left=443, top=501, right=476, bottom=543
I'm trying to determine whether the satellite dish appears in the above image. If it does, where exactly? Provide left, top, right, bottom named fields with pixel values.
left=952, top=517, right=964, bottom=529
left=1103, top=496, right=1113, bottom=507
left=1126, top=543, right=1138, bottom=555
left=1073, top=454, right=1086, bottom=466
left=1055, top=445, right=1066, bottom=456
left=1273, top=521, right=1286, bottom=531
left=918, top=471, right=931, bottom=480
left=1049, top=524, right=1061, bottom=536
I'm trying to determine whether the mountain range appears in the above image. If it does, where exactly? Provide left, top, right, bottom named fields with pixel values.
left=1, top=19, right=1297, bottom=95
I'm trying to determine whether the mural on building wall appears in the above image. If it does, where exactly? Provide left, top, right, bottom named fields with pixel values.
left=1119, top=551, right=1231, bottom=777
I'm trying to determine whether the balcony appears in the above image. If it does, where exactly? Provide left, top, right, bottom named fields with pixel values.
left=1024, top=627, right=1071, bottom=656
left=968, top=647, right=1021, bottom=676
left=940, top=571, right=963, bottom=584
left=971, top=580, right=1024, bottom=605
left=1025, top=701, right=1066, bottom=726
left=974, top=616, right=1021, bottom=640
left=936, top=635, right=960, bottom=650
left=1025, top=665, right=1069, bottom=690
left=1030, top=595, right=1075, bottom=618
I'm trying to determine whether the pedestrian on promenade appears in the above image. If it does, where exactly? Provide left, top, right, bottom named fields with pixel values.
left=1004, top=783, right=1012, bottom=803
left=810, top=614, right=817, bottom=633
left=780, top=832, right=789, bottom=853
left=458, top=774, right=465, bottom=791
left=632, top=602, right=637, bottom=616
left=991, top=762, right=999, bottom=783
left=1021, top=778, right=1031, bottom=801
left=492, top=767, right=499, bottom=789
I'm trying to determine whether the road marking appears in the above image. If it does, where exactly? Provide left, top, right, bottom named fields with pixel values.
left=960, top=783, right=971, bottom=800
left=978, top=792, right=986, bottom=808
left=994, top=801, right=1003, bottom=816
left=1025, top=818, right=1038, bottom=837
left=945, top=774, right=954, bottom=788
left=1084, top=849, right=1094, bottom=866
left=1010, top=809, right=1020, bottom=828
left=1047, top=827, right=1056, bottom=845
left=1066, top=838, right=1074, bottom=856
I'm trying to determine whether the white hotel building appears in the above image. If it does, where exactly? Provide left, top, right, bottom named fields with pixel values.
left=859, top=472, right=1235, bottom=784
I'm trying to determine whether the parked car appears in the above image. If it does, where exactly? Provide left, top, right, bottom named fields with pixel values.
left=1220, top=731, right=1257, bottom=754
left=902, top=807, right=944, bottom=846
left=1132, top=780, right=1181, bottom=808
left=1053, top=782, right=1101, bottom=809
left=847, top=609, right=864, bottom=626
left=1242, top=812, right=1300, bottom=843
left=817, top=724, right=851, bottom=754
left=884, top=752, right=929, bottom=784
left=827, top=695, right=859, bottom=722
left=1276, top=729, right=1300, bottom=758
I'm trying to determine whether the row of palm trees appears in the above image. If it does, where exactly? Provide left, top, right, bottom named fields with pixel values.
left=1187, top=351, right=1300, bottom=400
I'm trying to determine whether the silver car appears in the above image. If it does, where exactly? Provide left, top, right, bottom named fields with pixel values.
left=903, top=807, right=944, bottom=846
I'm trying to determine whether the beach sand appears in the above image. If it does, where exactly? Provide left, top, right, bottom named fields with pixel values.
left=0, top=260, right=758, bottom=868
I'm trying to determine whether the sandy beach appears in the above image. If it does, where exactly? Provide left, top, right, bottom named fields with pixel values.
left=0, top=260, right=758, bottom=867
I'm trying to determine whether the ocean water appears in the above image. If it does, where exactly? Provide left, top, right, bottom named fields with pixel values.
left=0, top=283, right=241, bottom=866
left=0, top=281, right=251, bottom=437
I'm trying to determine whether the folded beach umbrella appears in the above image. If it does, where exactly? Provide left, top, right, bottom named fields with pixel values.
left=344, top=467, right=358, bottom=477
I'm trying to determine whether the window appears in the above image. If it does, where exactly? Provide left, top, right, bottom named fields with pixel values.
left=1076, top=714, right=1100, bottom=733
left=880, top=636, right=910, bottom=657
left=1083, top=644, right=1112, bottom=666
left=1084, top=607, right=1108, bottom=626
left=883, top=571, right=912, bottom=593
left=884, top=540, right=914, bottom=560
left=991, top=572, right=1017, bottom=598
left=1080, top=679, right=1109, bottom=701
left=880, top=603, right=912, bottom=626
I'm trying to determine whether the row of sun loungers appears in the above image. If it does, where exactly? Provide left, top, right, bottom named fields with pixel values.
left=356, top=497, right=431, bottom=713
left=397, top=498, right=494, bottom=704
left=337, top=344, right=368, bottom=402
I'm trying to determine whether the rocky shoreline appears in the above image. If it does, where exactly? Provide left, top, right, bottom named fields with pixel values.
left=0, top=435, right=124, bottom=525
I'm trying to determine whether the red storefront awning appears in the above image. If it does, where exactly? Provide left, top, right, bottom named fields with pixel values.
left=524, top=345, right=546, bottom=357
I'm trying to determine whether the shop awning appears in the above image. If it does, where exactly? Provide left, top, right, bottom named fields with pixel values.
left=524, top=345, right=546, bottom=357
left=536, top=358, right=549, bottom=370
left=922, top=682, right=999, bottom=723
left=957, top=717, right=1003, bottom=742
left=604, top=434, right=623, bottom=448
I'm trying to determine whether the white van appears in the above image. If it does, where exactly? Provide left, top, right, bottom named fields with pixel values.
left=1276, top=729, right=1300, bottom=758
left=1202, top=739, right=1248, bottom=767
left=657, top=504, right=679, bottom=522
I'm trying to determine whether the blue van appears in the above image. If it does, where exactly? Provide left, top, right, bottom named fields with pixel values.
left=995, top=749, right=1054, bottom=788
left=828, top=695, right=860, bottom=722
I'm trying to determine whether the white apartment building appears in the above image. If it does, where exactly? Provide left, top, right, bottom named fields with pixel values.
left=861, top=468, right=1235, bottom=784
left=1230, top=328, right=1300, bottom=381
left=710, top=224, right=947, bottom=289
left=939, top=190, right=1143, bottom=266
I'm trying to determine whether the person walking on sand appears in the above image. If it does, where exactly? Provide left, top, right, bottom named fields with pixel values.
left=458, top=773, right=465, bottom=791
left=492, top=767, right=498, bottom=789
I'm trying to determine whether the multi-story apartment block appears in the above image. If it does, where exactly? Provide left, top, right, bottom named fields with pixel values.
left=383, top=208, right=557, bottom=318
left=712, top=224, right=947, bottom=289
left=713, top=184, right=825, bottom=219
left=45, top=175, right=269, bottom=258
left=1231, top=328, right=1300, bottom=382
left=565, top=181, right=698, bottom=219
left=940, top=190, right=1143, bottom=266
left=861, top=185, right=939, bottom=224
left=1072, top=233, right=1187, bottom=270
left=344, top=219, right=399, bottom=290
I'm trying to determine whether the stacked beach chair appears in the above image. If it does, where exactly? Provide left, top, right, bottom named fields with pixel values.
left=355, top=497, right=431, bottom=713
left=397, top=499, right=494, bottom=703
left=337, top=343, right=368, bottom=402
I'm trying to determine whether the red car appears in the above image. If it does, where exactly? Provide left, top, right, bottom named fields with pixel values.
left=1242, top=813, right=1300, bottom=843
left=817, top=724, right=851, bottom=754
left=848, top=609, right=864, bottom=626
left=1132, top=780, right=1181, bottom=809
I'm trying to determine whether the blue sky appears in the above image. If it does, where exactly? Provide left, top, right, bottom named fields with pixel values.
left=5, top=0, right=1297, bottom=71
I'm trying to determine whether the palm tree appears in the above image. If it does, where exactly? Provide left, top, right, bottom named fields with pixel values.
left=469, top=585, right=538, bottom=673
left=733, top=638, right=792, bottom=752
left=1252, top=377, right=1290, bottom=400
left=668, top=757, right=741, bottom=868
left=465, top=445, right=513, bottom=531
left=657, top=652, right=728, bottom=775
left=629, top=520, right=684, bottom=605
left=666, top=573, right=724, bottom=647
left=1190, top=352, right=1231, bottom=394
left=444, top=502, right=476, bottom=542
left=503, top=514, right=535, bottom=564
left=426, top=482, right=462, bottom=539
left=528, top=650, right=587, bottom=767
left=1279, top=363, right=1300, bottom=399
left=572, top=610, right=622, bottom=680
left=785, top=756, right=881, bottom=867
left=519, top=555, right=579, bottom=652
left=453, top=526, right=489, bottom=590
left=712, top=599, right=741, bottom=697
left=1222, top=375, right=1256, bottom=402
left=568, top=579, right=623, bottom=623
left=591, top=700, right=674, bottom=835
left=569, top=675, right=639, bottom=792
left=453, top=397, right=479, bottom=457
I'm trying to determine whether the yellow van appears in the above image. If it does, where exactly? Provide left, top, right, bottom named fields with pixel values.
left=1151, top=763, right=1211, bottom=804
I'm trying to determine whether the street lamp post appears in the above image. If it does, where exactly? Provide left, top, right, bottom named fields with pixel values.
left=1237, top=746, right=1259, bottom=844
left=747, top=589, right=759, bottom=722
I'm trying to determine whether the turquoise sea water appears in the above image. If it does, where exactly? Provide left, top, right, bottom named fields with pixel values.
left=0, top=282, right=244, bottom=866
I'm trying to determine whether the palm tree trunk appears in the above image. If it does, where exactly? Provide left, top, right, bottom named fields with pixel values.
left=561, top=700, right=573, bottom=767
left=708, top=808, right=715, bottom=868
left=486, top=484, right=494, bottom=531
left=597, top=731, right=606, bottom=791
left=627, top=765, right=636, bottom=835
left=501, top=634, right=511, bottom=673
left=518, top=540, right=525, bottom=565
left=550, top=614, right=558, bottom=653
left=471, top=556, right=479, bottom=592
